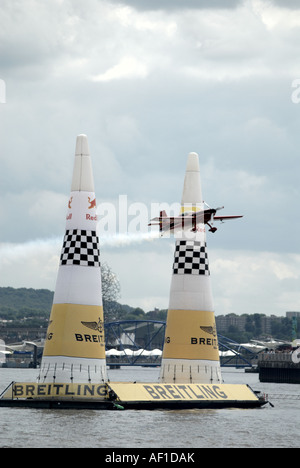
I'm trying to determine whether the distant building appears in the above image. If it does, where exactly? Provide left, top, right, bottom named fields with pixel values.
left=286, top=311, right=300, bottom=319
left=215, top=314, right=246, bottom=334
left=216, top=314, right=283, bottom=336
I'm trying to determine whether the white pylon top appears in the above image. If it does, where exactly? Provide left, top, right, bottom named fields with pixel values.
left=185, top=152, right=200, bottom=172
left=181, top=152, right=203, bottom=207
left=71, top=134, right=95, bottom=192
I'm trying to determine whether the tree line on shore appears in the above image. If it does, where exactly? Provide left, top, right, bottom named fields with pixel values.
left=0, top=283, right=298, bottom=344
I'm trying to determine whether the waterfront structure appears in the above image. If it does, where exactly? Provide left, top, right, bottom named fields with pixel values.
left=259, top=352, right=300, bottom=384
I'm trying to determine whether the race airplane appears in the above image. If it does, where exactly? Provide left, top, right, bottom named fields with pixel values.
left=148, top=204, right=243, bottom=235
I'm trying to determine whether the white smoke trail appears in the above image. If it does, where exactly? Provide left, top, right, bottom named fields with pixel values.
left=0, top=237, right=62, bottom=289
left=100, top=230, right=160, bottom=247
left=0, top=237, right=62, bottom=266
left=0, top=230, right=160, bottom=267
left=0, top=231, right=163, bottom=290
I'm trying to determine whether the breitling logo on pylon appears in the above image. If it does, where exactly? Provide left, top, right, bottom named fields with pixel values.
left=81, top=317, right=103, bottom=333
left=200, top=325, right=217, bottom=337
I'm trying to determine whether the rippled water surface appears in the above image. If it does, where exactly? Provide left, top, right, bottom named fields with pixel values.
left=0, top=367, right=299, bottom=448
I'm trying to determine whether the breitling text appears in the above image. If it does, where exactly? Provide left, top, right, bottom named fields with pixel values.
left=75, top=333, right=105, bottom=343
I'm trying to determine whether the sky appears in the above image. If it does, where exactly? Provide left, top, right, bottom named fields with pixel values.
left=1, top=0, right=300, bottom=317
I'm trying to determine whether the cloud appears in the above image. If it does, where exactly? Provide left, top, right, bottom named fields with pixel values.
left=0, top=237, right=61, bottom=291
left=0, top=0, right=300, bottom=316
left=272, top=0, right=300, bottom=7
left=209, top=249, right=300, bottom=316
left=0, top=190, right=67, bottom=242
left=107, top=0, right=240, bottom=12
left=91, top=56, right=148, bottom=82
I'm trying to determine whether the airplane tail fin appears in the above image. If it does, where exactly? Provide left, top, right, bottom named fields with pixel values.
left=159, top=211, right=167, bottom=232
left=148, top=210, right=167, bottom=226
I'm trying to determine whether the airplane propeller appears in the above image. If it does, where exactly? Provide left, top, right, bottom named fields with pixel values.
left=203, top=203, right=224, bottom=232
left=204, top=202, right=224, bottom=213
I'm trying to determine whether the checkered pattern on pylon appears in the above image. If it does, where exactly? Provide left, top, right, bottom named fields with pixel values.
left=60, top=229, right=100, bottom=267
left=173, top=240, right=210, bottom=275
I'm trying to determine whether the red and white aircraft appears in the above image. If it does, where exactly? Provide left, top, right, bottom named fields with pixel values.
left=148, top=204, right=243, bottom=235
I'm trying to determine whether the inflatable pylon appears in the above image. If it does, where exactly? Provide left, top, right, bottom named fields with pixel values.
left=160, top=152, right=222, bottom=385
left=38, top=135, right=107, bottom=384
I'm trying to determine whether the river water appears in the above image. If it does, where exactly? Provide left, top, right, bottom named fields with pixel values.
left=0, top=366, right=299, bottom=448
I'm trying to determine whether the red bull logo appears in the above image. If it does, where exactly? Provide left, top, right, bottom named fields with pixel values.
left=86, top=196, right=97, bottom=221
left=88, top=197, right=96, bottom=209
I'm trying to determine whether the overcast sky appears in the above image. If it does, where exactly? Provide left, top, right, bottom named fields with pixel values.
left=1, top=0, right=300, bottom=318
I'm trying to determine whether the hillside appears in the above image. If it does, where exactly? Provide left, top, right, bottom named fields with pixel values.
left=0, top=287, right=165, bottom=322
left=0, top=287, right=53, bottom=309
left=0, top=287, right=53, bottom=319
left=0, top=287, right=167, bottom=344
left=0, top=287, right=296, bottom=344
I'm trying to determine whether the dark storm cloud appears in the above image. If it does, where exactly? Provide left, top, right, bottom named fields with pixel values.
left=271, top=0, right=300, bottom=8
left=108, top=0, right=240, bottom=11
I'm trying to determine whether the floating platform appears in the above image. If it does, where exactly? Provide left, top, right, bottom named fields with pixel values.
left=0, top=141, right=269, bottom=413
left=0, top=381, right=268, bottom=410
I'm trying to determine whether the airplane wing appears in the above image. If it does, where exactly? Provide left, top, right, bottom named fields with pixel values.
left=148, top=216, right=194, bottom=226
left=213, top=215, right=243, bottom=221
left=148, top=208, right=243, bottom=233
